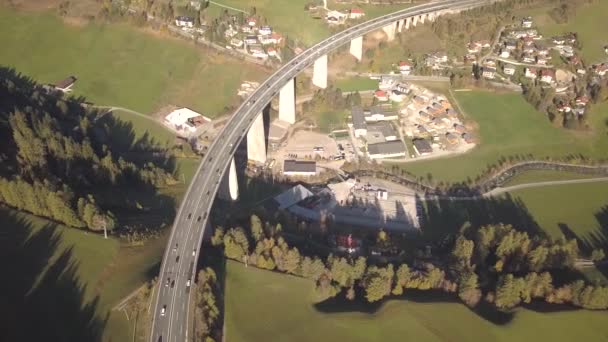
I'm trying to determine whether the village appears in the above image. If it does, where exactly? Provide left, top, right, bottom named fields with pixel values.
left=474, top=16, right=608, bottom=120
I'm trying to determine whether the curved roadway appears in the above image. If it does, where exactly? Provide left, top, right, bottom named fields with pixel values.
left=150, top=1, right=495, bottom=341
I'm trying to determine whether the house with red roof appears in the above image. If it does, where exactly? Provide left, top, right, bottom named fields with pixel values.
left=374, top=90, right=388, bottom=101
left=350, top=8, right=365, bottom=19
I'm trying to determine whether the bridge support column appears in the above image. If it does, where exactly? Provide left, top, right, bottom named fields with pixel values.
left=382, top=22, right=397, bottom=42
left=420, top=13, right=426, bottom=24
left=397, top=19, right=404, bottom=33
left=312, top=54, right=328, bottom=89
left=428, top=12, right=436, bottom=22
left=219, top=157, right=239, bottom=201
left=349, top=36, right=363, bottom=61
left=247, top=111, right=266, bottom=164
left=412, top=15, right=418, bottom=27
left=405, top=17, right=411, bottom=30
left=279, top=78, right=295, bottom=124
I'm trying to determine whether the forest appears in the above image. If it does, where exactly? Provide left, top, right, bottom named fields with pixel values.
left=0, top=67, right=177, bottom=231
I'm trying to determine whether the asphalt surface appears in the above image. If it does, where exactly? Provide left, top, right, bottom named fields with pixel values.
left=149, top=1, right=496, bottom=341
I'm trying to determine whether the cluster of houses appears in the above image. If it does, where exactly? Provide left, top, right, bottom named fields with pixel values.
left=348, top=78, right=473, bottom=160
left=399, top=84, right=473, bottom=156
left=424, top=52, right=450, bottom=71
left=479, top=17, right=599, bottom=90
left=324, top=8, right=366, bottom=25
left=226, top=18, right=284, bottom=60
left=174, top=14, right=284, bottom=61
left=555, top=94, right=590, bottom=118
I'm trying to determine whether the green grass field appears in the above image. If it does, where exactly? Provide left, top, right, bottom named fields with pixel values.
left=225, top=260, right=608, bottom=342
left=0, top=205, right=170, bottom=341
left=0, top=7, right=267, bottom=117
left=103, top=109, right=177, bottom=148
left=395, top=91, right=608, bottom=182
left=502, top=170, right=600, bottom=187
left=505, top=181, right=608, bottom=249
left=334, top=77, right=378, bottom=91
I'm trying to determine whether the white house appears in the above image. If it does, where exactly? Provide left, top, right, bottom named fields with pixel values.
left=350, top=8, right=365, bottom=19
left=522, top=17, right=533, bottom=28
left=482, top=67, right=496, bottom=79
left=230, top=38, right=243, bottom=48
left=175, top=16, right=194, bottom=28
left=540, top=69, right=555, bottom=84
left=390, top=90, right=405, bottom=102
left=326, top=10, right=347, bottom=24
left=379, top=76, right=397, bottom=90
left=244, top=35, right=258, bottom=45
left=259, top=25, right=272, bottom=35
left=500, top=50, right=510, bottom=58
left=398, top=61, right=412, bottom=75
left=504, top=64, right=516, bottom=75
left=164, top=108, right=210, bottom=135
left=524, top=67, right=537, bottom=79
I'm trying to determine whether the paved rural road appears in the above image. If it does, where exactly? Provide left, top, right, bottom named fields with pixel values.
left=149, top=1, right=500, bottom=341
left=483, top=177, right=608, bottom=197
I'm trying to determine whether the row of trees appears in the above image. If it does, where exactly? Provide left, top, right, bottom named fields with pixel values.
left=211, top=215, right=608, bottom=310
left=0, top=68, right=175, bottom=230
left=449, top=224, right=608, bottom=310
left=194, top=268, right=222, bottom=342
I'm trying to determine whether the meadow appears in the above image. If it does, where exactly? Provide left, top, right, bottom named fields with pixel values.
left=334, top=77, right=378, bottom=92
left=0, top=7, right=267, bottom=117
left=395, top=91, right=608, bottom=182
left=225, top=260, right=608, bottom=342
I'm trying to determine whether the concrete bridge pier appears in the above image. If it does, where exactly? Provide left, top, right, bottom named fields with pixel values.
left=279, top=78, right=295, bottom=124
left=350, top=36, right=363, bottom=61
left=382, top=21, right=397, bottom=42
left=312, top=54, right=328, bottom=89
left=405, top=17, right=411, bottom=30
left=420, top=13, right=426, bottom=24
left=247, top=111, right=266, bottom=164
left=428, top=12, right=436, bottom=22
left=219, top=157, right=239, bottom=201
left=412, top=15, right=418, bottom=27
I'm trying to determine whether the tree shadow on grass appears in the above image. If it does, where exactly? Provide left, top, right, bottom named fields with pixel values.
left=0, top=209, right=107, bottom=341
left=314, top=289, right=514, bottom=325
left=417, top=192, right=544, bottom=242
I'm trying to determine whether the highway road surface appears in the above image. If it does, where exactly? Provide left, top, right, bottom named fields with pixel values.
left=149, top=1, right=497, bottom=341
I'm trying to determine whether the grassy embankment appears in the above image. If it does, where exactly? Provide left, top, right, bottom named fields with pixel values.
left=393, top=91, right=608, bottom=183
left=0, top=7, right=267, bottom=117
left=501, top=170, right=599, bottom=187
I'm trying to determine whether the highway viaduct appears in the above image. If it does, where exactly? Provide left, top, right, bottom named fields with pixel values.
left=150, top=1, right=499, bottom=341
